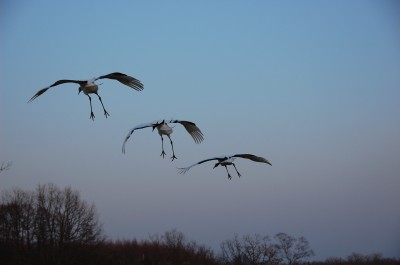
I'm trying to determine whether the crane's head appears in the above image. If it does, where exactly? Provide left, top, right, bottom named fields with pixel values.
left=152, top=120, right=161, bottom=131
left=152, top=120, right=165, bottom=131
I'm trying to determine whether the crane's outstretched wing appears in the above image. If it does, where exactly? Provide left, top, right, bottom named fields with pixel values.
left=97, top=72, right=144, bottom=91
left=28, top=79, right=84, bottom=103
left=233, top=154, right=272, bottom=166
left=168, top=119, right=204, bottom=144
left=177, top=156, right=226, bottom=174
left=122, top=121, right=159, bottom=154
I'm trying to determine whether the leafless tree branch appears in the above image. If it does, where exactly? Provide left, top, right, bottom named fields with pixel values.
left=0, top=161, right=12, bottom=173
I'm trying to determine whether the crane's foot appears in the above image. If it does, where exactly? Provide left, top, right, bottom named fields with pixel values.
left=90, top=112, right=95, bottom=121
left=171, top=154, right=177, bottom=161
left=104, top=110, right=110, bottom=118
left=160, top=150, right=166, bottom=158
left=228, top=174, right=232, bottom=180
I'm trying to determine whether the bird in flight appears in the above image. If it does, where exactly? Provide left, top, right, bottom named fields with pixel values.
left=28, top=72, right=144, bottom=120
left=177, top=154, right=272, bottom=179
left=122, top=119, right=204, bottom=161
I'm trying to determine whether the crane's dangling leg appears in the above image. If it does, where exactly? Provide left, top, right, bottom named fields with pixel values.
left=160, top=136, right=166, bottom=158
left=95, top=93, right=109, bottom=118
left=232, top=163, right=241, bottom=177
left=168, top=135, right=177, bottom=161
left=87, top=95, right=95, bottom=121
left=224, top=166, right=232, bottom=180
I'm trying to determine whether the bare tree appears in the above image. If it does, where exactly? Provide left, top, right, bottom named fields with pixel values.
left=274, top=232, right=314, bottom=265
left=221, top=233, right=243, bottom=265
left=162, top=228, right=186, bottom=249
left=220, top=232, right=314, bottom=265
left=220, top=233, right=280, bottom=265
left=0, top=188, right=35, bottom=246
left=0, top=183, right=104, bottom=265
left=34, top=183, right=104, bottom=246
left=243, top=234, right=281, bottom=265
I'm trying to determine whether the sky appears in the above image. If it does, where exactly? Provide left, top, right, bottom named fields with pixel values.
left=1, top=0, right=400, bottom=261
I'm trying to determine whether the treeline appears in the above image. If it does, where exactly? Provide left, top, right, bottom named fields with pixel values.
left=98, top=230, right=218, bottom=265
left=1, top=184, right=398, bottom=265
left=310, top=253, right=400, bottom=265
left=0, top=184, right=103, bottom=265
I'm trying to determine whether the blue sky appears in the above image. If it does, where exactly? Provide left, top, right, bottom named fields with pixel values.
left=1, top=0, right=400, bottom=260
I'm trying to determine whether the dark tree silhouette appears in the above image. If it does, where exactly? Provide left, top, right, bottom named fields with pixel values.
left=274, top=232, right=314, bottom=265
left=0, top=184, right=104, bottom=265
left=1, top=185, right=398, bottom=265
left=220, top=233, right=281, bottom=265
left=34, top=183, right=103, bottom=246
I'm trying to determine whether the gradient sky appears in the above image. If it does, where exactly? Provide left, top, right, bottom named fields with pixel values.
left=1, top=0, right=399, bottom=260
